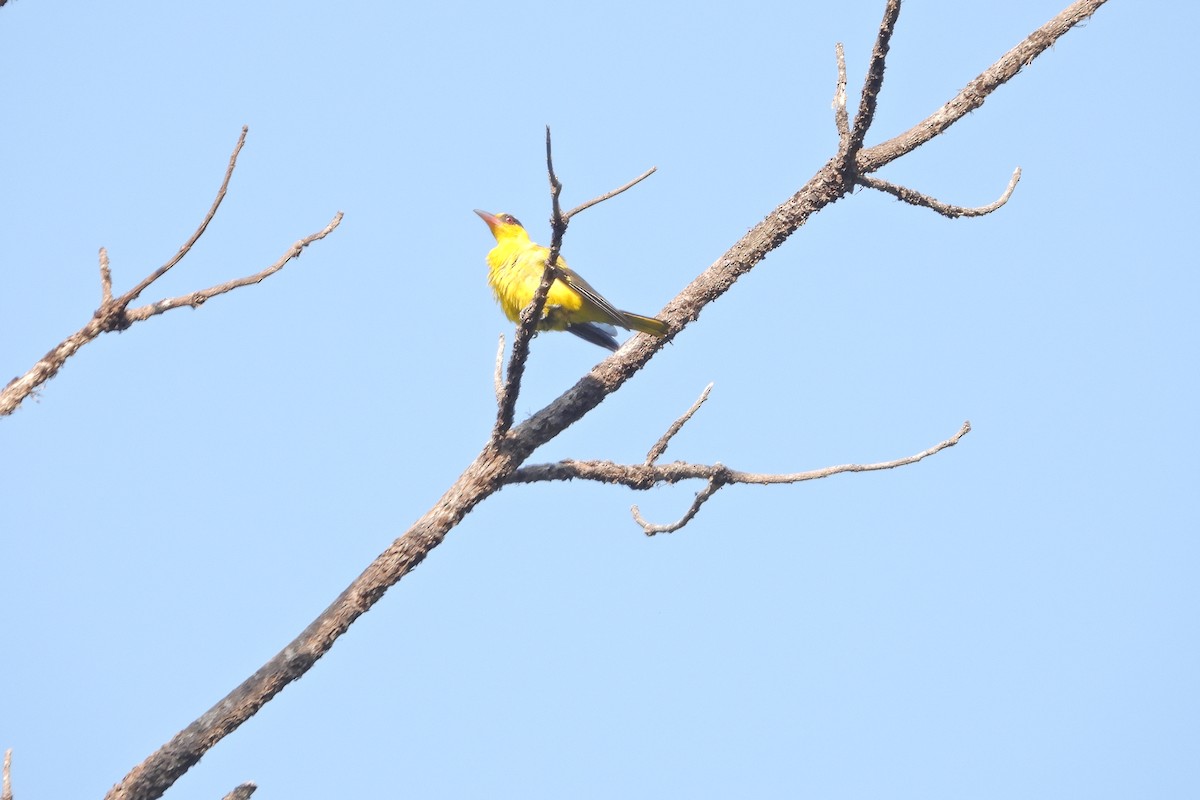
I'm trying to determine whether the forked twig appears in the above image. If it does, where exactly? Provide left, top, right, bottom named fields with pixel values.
left=125, top=214, right=342, bottom=319
left=0, top=128, right=342, bottom=418
left=491, top=126, right=657, bottom=441
left=119, top=126, right=247, bottom=308
left=858, top=2, right=1109, bottom=174
left=633, top=421, right=970, bottom=534
left=511, top=407, right=971, bottom=534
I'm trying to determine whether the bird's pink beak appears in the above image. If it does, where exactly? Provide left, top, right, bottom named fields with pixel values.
left=474, top=209, right=500, bottom=233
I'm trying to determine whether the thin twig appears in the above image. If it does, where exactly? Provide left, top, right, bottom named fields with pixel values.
left=646, top=383, right=713, bottom=464
left=491, top=130, right=656, bottom=440
left=493, top=334, right=506, bottom=403
left=99, top=247, right=113, bottom=305
left=845, top=0, right=902, bottom=168
left=833, top=43, right=850, bottom=144
left=491, top=128, right=564, bottom=440
left=220, top=783, right=257, bottom=800
left=858, top=167, right=1021, bottom=218
left=1, top=749, right=11, bottom=800
left=565, top=167, right=657, bottom=220
left=117, top=126, right=248, bottom=308
left=547, top=126, right=566, bottom=229
left=632, top=475, right=722, bottom=536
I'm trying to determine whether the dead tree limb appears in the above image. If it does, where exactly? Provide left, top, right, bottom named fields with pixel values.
left=0, top=127, right=342, bottom=418
left=505, top=384, right=969, bottom=534
left=500, top=377, right=970, bottom=532
left=509, top=420, right=971, bottom=535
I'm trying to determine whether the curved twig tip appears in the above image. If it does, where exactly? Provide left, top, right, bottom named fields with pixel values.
left=858, top=166, right=1022, bottom=219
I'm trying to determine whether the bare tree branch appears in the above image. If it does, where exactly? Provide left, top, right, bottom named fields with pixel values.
left=118, top=126, right=247, bottom=309
left=1, top=749, right=11, bottom=800
left=633, top=476, right=721, bottom=536
left=645, top=383, right=713, bottom=465
left=99, top=247, right=113, bottom=306
left=511, top=421, right=971, bottom=491
left=104, top=3, right=1108, bottom=797
left=859, top=167, right=1022, bottom=218
left=220, top=783, right=256, bottom=800
left=493, top=334, right=506, bottom=403
left=121, top=215, right=343, bottom=320
left=857, top=0, right=1109, bottom=174
left=491, top=127, right=567, bottom=440
left=0, top=129, right=342, bottom=418
left=491, top=130, right=659, bottom=440
left=844, top=0, right=902, bottom=171
left=833, top=43, right=850, bottom=143
left=513, top=420, right=971, bottom=534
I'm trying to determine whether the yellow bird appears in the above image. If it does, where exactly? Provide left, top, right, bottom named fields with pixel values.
left=475, top=209, right=669, bottom=351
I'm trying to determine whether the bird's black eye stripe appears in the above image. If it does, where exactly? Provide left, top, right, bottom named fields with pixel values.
left=504, top=214, right=521, bottom=226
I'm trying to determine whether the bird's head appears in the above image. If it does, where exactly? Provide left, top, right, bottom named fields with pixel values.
left=474, top=209, right=530, bottom=244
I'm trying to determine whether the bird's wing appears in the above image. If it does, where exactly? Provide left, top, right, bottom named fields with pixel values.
left=555, top=263, right=635, bottom=328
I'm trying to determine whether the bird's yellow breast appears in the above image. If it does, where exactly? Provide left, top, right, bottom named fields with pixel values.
left=486, top=239, right=586, bottom=331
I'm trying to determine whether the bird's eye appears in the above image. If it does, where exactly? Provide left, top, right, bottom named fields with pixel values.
left=503, top=214, right=521, bottom=226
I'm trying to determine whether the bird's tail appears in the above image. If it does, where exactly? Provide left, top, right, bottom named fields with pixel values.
left=620, top=312, right=669, bottom=337
left=568, top=322, right=620, bottom=351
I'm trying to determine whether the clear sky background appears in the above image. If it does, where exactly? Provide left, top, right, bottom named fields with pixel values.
left=2, top=2, right=1196, bottom=798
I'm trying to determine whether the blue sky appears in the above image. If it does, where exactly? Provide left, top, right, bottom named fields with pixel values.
left=2, top=1, right=1196, bottom=798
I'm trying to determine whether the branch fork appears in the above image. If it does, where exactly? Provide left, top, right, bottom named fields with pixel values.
left=0, top=126, right=342, bottom=418
left=833, top=5, right=1022, bottom=219
left=508, top=385, right=971, bottom=535
left=490, top=126, right=658, bottom=441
